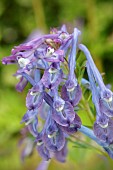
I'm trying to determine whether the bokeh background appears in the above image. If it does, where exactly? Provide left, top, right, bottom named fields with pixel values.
left=0, top=0, right=113, bottom=170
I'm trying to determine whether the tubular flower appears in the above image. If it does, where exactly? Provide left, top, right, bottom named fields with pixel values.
left=61, top=28, right=82, bottom=106
left=2, top=25, right=82, bottom=161
left=79, top=45, right=113, bottom=145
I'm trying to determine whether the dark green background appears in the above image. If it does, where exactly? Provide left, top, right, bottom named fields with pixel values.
left=0, top=0, right=113, bottom=169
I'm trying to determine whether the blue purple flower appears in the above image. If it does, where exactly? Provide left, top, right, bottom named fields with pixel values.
left=2, top=24, right=113, bottom=163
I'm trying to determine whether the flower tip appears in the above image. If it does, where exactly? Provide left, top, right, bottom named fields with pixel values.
left=74, top=28, right=81, bottom=36
left=1, top=58, right=7, bottom=65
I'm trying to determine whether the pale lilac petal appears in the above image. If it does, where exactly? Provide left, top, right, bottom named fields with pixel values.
left=27, top=117, right=38, bottom=137
left=2, top=55, right=17, bottom=65
left=42, top=69, right=63, bottom=89
left=93, top=122, right=107, bottom=142
left=52, top=101, right=75, bottom=126
left=59, top=114, right=81, bottom=134
left=26, top=90, right=44, bottom=110
left=37, top=144, right=50, bottom=161
left=44, top=128, right=65, bottom=152
left=36, top=160, right=50, bottom=170
left=21, top=109, right=38, bottom=123
left=16, top=77, right=28, bottom=92
left=99, top=99, right=113, bottom=117
left=61, top=84, right=82, bottom=106
left=54, top=141, right=68, bottom=162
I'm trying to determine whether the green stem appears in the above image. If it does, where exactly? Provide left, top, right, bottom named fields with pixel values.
left=81, top=95, right=95, bottom=123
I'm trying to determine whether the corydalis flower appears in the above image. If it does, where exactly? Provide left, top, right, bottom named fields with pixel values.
left=41, top=63, right=63, bottom=89
left=86, top=63, right=112, bottom=141
left=2, top=25, right=82, bottom=162
left=61, top=28, right=82, bottom=106
left=80, top=46, right=113, bottom=144
left=79, top=44, right=113, bottom=117
left=52, top=89, right=76, bottom=126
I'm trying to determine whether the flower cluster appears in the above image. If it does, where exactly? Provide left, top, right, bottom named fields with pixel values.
left=2, top=25, right=82, bottom=161
left=2, top=25, right=113, bottom=162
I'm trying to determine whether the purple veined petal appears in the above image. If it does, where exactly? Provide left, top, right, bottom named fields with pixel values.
left=26, top=81, right=44, bottom=109
left=41, top=68, right=63, bottom=89
left=53, top=96, right=65, bottom=112
left=44, top=49, right=64, bottom=63
left=52, top=109, right=69, bottom=126
left=26, top=60, right=47, bottom=71
left=32, top=80, right=44, bottom=93
left=36, top=144, right=51, bottom=161
left=2, top=55, right=17, bottom=65
left=15, top=76, right=28, bottom=92
left=61, top=85, right=70, bottom=101
left=26, top=90, right=44, bottom=110
left=11, top=44, right=33, bottom=55
left=59, top=114, right=81, bottom=134
left=54, top=140, right=68, bottom=163
left=52, top=101, right=75, bottom=126
left=27, top=117, right=38, bottom=137
left=44, top=92, right=53, bottom=108
left=99, top=99, right=113, bottom=117
left=68, top=84, right=82, bottom=106
left=16, top=50, right=34, bottom=61
left=93, top=121, right=108, bottom=142
left=106, top=119, right=113, bottom=144
left=20, top=72, right=35, bottom=86
left=44, top=128, right=65, bottom=152
left=61, top=83, right=82, bottom=107
left=45, top=116, right=58, bottom=137
left=100, top=88, right=113, bottom=103
left=52, top=49, right=64, bottom=62
left=21, top=109, right=38, bottom=125
left=94, top=118, right=113, bottom=144
left=96, top=113, right=109, bottom=128
left=34, top=47, right=45, bottom=59
left=38, top=101, right=50, bottom=120
left=59, top=36, right=72, bottom=55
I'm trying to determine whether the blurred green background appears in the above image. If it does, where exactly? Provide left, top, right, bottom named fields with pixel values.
left=0, top=0, right=113, bottom=170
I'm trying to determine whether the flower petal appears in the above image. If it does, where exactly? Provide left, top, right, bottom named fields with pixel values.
left=61, top=84, right=82, bottom=106
left=26, top=90, right=44, bottom=110
left=27, top=117, right=38, bottom=137
left=44, top=128, right=65, bottom=152
left=93, top=122, right=107, bottom=142
left=21, top=109, right=38, bottom=124
left=99, top=99, right=113, bottom=117
left=42, top=68, right=63, bottom=89
left=37, top=144, right=50, bottom=161
left=54, top=141, right=68, bottom=162
left=2, top=55, right=17, bottom=65
left=59, top=114, right=81, bottom=134
left=16, top=76, right=28, bottom=92
left=52, top=101, right=75, bottom=126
